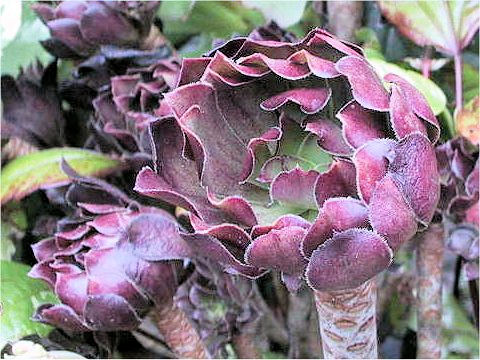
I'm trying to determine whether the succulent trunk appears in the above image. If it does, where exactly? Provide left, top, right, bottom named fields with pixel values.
left=155, top=301, right=209, bottom=358
left=313, top=279, right=378, bottom=359
left=416, top=224, right=444, bottom=359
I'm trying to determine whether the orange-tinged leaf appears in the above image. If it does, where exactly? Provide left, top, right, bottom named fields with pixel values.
left=456, top=96, right=480, bottom=145
left=0, top=148, right=123, bottom=204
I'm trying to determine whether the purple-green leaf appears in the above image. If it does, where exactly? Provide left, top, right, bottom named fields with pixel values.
left=1, top=148, right=123, bottom=204
left=379, top=0, right=480, bottom=56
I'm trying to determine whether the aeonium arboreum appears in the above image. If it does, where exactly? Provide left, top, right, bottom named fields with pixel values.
left=436, top=137, right=479, bottom=281
left=28, top=165, right=208, bottom=358
left=135, top=28, right=440, bottom=358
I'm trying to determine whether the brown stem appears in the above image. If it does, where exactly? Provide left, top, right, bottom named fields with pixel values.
left=232, top=331, right=261, bottom=359
left=326, top=1, right=364, bottom=42
left=154, top=301, right=209, bottom=358
left=416, top=224, right=444, bottom=359
left=313, top=279, right=378, bottom=358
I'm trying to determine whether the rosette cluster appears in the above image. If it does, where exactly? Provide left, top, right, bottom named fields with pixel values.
left=32, top=1, right=160, bottom=59
left=92, top=59, right=180, bottom=156
left=29, top=176, right=192, bottom=331
left=1, top=61, right=64, bottom=148
left=134, top=28, right=441, bottom=292
left=437, top=137, right=479, bottom=280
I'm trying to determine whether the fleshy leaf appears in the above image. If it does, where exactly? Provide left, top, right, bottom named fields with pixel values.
left=314, top=159, right=357, bottom=207
left=245, top=226, right=307, bottom=275
left=305, top=117, right=352, bottom=155
left=353, top=139, right=396, bottom=204
left=270, top=167, right=319, bottom=209
left=302, top=197, right=369, bottom=257
left=388, top=133, right=440, bottom=224
left=368, top=57, right=447, bottom=116
left=1, top=148, right=123, bottom=204
left=1, top=261, right=58, bottom=349
left=368, top=176, right=418, bottom=251
left=335, top=55, right=390, bottom=111
left=305, top=229, right=392, bottom=291
left=336, top=100, right=387, bottom=149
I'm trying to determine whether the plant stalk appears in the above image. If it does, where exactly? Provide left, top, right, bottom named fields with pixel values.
left=416, top=224, right=444, bottom=359
left=287, top=289, right=312, bottom=358
left=155, top=301, right=209, bottom=358
left=325, top=1, right=364, bottom=42
left=454, top=53, right=463, bottom=114
left=313, top=279, right=378, bottom=358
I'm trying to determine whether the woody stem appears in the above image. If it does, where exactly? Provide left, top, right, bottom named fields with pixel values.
left=155, top=301, right=209, bottom=358
left=313, top=278, right=378, bottom=359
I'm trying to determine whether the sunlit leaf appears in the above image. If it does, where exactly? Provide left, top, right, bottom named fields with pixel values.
left=159, top=1, right=263, bottom=45
left=379, top=0, right=480, bottom=56
left=1, top=148, right=123, bottom=204
left=1, top=3, right=52, bottom=76
left=0, top=0, right=22, bottom=48
left=0, top=261, right=58, bottom=349
left=243, top=0, right=308, bottom=28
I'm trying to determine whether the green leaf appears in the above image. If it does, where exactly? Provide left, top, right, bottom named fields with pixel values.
left=159, top=1, right=263, bottom=45
left=442, top=295, right=479, bottom=358
left=243, top=0, right=308, bottom=28
left=379, top=0, right=480, bottom=56
left=463, top=63, right=480, bottom=103
left=367, top=57, right=447, bottom=115
left=0, top=260, right=58, bottom=349
left=1, top=202, right=27, bottom=260
left=1, top=3, right=52, bottom=76
left=1, top=148, right=123, bottom=204
left=0, top=223, right=16, bottom=260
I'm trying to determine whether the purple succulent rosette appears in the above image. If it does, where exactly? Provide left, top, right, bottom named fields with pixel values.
left=91, top=58, right=180, bottom=157
left=437, top=137, right=479, bottom=280
left=29, top=172, right=192, bottom=332
left=135, top=28, right=440, bottom=292
left=32, top=1, right=160, bottom=59
left=1, top=61, right=65, bottom=148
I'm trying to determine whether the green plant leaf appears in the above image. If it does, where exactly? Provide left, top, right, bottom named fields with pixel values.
left=0, top=223, right=16, bottom=260
left=379, top=1, right=480, bottom=56
left=1, top=3, right=52, bottom=76
left=159, top=1, right=263, bottom=45
left=442, top=295, right=480, bottom=358
left=463, top=63, right=480, bottom=103
left=243, top=0, right=308, bottom=28
left=1, top=148, right=123, bottom=204
left=0, top=260, right=58, bottom=349
left=367, top=57, right=447, bottom=115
